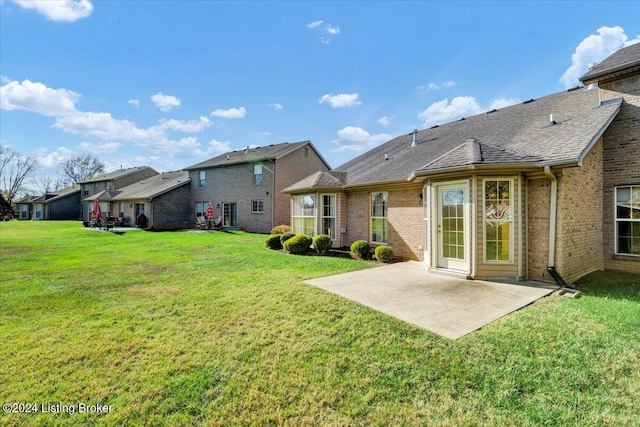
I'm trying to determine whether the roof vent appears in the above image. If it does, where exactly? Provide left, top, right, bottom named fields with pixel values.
left=244, top=146, right=249, bottom=153
left=430, top=125, right=439, bottom=129
left=487, top=109, right=498, bottom=114
left=226, top=154, right=230, bottom=160
left=458, top=117, right=466, bottom=121
left=567, top=85, right=581, bottom=92
left=549, top=114, right=557, bottom=126
left=523, top=98, right=535, bottom=104
left=384, top=153, right=389, bottom=161
left=411, top=129, right=418, bottom=147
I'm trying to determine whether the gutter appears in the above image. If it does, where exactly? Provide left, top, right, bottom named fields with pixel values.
left=543, top=166, right=581, bottom=298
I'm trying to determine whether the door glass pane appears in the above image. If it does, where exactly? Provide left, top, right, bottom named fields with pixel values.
left=441, top=189, right=464, bottom=260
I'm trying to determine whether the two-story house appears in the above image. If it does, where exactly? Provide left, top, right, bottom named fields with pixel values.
left=184, top=141, right=330, bottom=233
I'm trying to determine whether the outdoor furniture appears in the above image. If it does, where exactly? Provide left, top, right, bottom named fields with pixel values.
left=196, top=216, right=206, bottom=229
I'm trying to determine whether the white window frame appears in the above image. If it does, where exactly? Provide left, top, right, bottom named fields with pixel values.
left=482, top=178, right=514, bottom=263
left=195, top=201, right=207, bottom=217
left=252, top=199, right=264, bottom=214
left=321, top=194, right=337, bottom=240
left=254, top=164, right=263, bottom=185
left=615, top=185, right=640, bottom=256
left=198, top=171, right=206, bottom=188
left=370, top=191, right=388, bottom=244
left=292, top=194, right=315, bottom=236
left=222, top=202, right=238, bottom=227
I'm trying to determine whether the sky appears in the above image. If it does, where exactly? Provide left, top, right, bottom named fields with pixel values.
left=1, top=1, right=639, bottom=183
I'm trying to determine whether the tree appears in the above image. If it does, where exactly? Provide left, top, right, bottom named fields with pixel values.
left=58, top=154, right=105, bottom=185
left=0, top=147, right=38, bottom=205
left=0, top=193, right=13, bottom=219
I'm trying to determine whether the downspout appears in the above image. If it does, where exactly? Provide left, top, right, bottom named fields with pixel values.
left=543, top=166, right=581, bottom=297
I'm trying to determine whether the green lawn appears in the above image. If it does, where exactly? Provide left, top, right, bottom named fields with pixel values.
left=1, top=221, right=639, bottom=426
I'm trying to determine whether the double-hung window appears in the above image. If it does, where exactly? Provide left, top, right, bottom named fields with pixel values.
left=292, top=194, right=315, bottom=235
left=615, top=186, right=640, bottom=256
left=195, top=201, right=207, bottom=217
left=252, top=200, right=264, bottom=213
left=198, top=171, right=206, bottom=188
left=254, top=164, right=263, bottom=185
left=322, top=194, right=336, bottom=239
left=483, top=179, right=513, bottom=262
left=371, top=192, right=388, bottom=244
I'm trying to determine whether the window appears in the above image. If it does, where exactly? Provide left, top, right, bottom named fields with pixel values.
left=199, top=171, right=206, bottom=188
left=135, top=203, right=145, bottom=217
left=483, top=179, right=513, bottom=262
left=371, top=192, right=388, bottom=244
left=195, top=201, right=207, bottom=217
left=292, top=194, right=315, bottom=235
left=254, top=164, right=263, bottom=185
left=106, top=182, right=113, bottom=191
left=82, top=186, right=89, bottom=196
left=223, top=202, right=237, bottom=227
left=252, top=200, right=264, bottom=213
left=304, top=147, right=309, bottom=157
left=322, top=194, right=336, bottom=239
left=615, top=186, right=640, bottom=256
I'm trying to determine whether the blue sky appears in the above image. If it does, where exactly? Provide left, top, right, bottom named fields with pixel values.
left=1, top=1, right=639, bottom=181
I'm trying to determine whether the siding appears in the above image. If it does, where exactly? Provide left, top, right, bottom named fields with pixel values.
left=47, top=192, right=82, bottom=220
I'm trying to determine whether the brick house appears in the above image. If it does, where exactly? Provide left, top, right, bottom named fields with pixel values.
left=184, top=141, right=330, bottom=233
left=80, top=166, right=158, bottom=220
left=14, top=184, right=81, bottom=220
left=285, top=43, right=639, bottom=283
left=85, top=171, right=191, bottom=229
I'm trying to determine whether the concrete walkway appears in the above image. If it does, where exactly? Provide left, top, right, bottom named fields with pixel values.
left=305, top=261, right=556, bottom=339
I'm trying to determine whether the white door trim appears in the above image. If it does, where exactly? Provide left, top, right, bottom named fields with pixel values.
left=433, top=180, right=471, bottom=274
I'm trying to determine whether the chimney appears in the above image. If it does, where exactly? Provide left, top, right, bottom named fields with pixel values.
left=411, top=129, right=418, bottom=146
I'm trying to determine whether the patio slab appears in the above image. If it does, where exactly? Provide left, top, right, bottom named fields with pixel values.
left=305, top=261, right=556, bottom=339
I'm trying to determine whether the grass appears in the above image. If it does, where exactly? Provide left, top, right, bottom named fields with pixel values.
left=1, top=221, right=639, bottom=426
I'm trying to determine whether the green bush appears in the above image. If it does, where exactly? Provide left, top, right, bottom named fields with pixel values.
left=280, top=232, right=296, bottom=246
left=283, top=234, right=312, bottom=254
left=312, top=234, right=332, bottom=254
left=265, top=234, right=283, bottom=250
left=375, top=245, right=394, bottom=263
left=350, top=240, right=371, bottom=259
left=270, top=224, right=291, bottom=235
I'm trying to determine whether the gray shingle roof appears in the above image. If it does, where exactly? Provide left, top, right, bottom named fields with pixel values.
left=43, top=185, right=81, bottom=203
left=580, top=42, right=640, bottom=83
left=283, top=170, right=347, bottom=192
left=184, top=141, right=329, bottom=170
left=111, top=171, right=190, bottom=201
left=80, top=166, right=158, bottom=184
left=287, top=87, right=621, bottom=192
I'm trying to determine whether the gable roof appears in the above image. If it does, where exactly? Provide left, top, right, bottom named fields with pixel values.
left=285, top=87, right=621, bottom=192
left=43, top=185, right=81, bottom=204
left=183, top=141, right=330, bottom=170
left=282, top=170, right=347, bottom=193
left=110, top=171, right=190, bottom=201
left=580, top=42, right=640, bottom=84
left=80, top=166, right=158, bottom=184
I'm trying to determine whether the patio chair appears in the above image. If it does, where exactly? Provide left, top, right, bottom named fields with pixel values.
left=196, top=216, right=206, bottom=229
left=213, top=217, right=223, bottom=230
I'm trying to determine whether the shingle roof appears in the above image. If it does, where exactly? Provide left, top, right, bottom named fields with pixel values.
left=286, top=87, right=621, bottom=192
left=84, top=189, right=120, bottom=202
left=110, top=171, right=190, bottom=201
left=43, top=185, right=81, bottom=203
left=80, top=166, right=158, bottom=184
left=283, top=170, right=347, bottom=192
left=580, top=42, right=640, bottom=84
left=184, top=141, right=329, bottom=170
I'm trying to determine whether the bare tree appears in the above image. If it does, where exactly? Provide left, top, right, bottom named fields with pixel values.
left=0, top=147, right=38, bottom=205
left=58, top=154, right=105, bottom=185
left=28, top=174, right=66, bottom=195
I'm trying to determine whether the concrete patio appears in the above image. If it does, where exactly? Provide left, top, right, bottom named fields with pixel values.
left=305, top=261, right=556, bottom=339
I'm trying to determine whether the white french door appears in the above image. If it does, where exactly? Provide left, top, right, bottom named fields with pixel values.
left=436, top=182, right=469, bottom=272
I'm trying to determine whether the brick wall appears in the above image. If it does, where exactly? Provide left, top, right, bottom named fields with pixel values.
left=600, top=86, right=640, bottom=273
left=556, top=138, right=604, bottom=283
left=151, top=184, right=192, bottom=230
left=47, top=192, right=82, bottom=220
left=527, top=178, right=551, bottom=281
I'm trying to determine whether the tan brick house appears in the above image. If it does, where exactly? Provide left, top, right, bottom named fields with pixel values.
left=184, top=141, right=330, bottom=233
left=285, top=44, right=639, bottom=283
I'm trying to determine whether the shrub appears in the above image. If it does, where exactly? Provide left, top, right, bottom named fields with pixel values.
left=265, top=234, right=283, bottom=250
left=312, top=234, right=332, bottom=254
left=280, top=232, right=296, bottom=246
left=375, top=245, right=394, bottom=263
left=283, top=234, right=312, bottom=254
left=271, top=224, right=291, bottom=235
left=350, top=240, right=371, bottom=259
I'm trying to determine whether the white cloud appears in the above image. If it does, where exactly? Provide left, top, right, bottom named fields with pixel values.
left=307, top=20, right=323, bottom=29
left=210, top=106, right=246, bottom=119
left=78, top=141, right=122, bottom=154
left=154, top=117, right=211, bottom=133
left=150, top=92, right=181, bottom=112
left=36, top=147, right=74, bottom=168
left=1, top=79, right=80, bottom=116
left=318, top=93, right=361, bottom=108
left=128, top=98, right=140, bottom=109
left=332, top=126, right=392, bottom=153
left=378, top=116, right=390, bottom=126
left=268, top=102, right=283, bottom=110
left=560, top=26, right=640, bottom=89
left=418, top=96, right=483, bottom=127
left=0, top=76, right=11, bottom=84
left=208, top=139, right=232, bottom=153
left=13, top=0, right=94, bottom=22
left=419, top=81, right=456, bottom=91
left=442, top=81, right=456, bottom=88
left=489, top=98, right=519, bottom=110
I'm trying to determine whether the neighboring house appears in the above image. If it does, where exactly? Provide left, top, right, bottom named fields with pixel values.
left=14, top=185, right=82, bottom=220
left=184, top=141, right=330, bottom=233
left=84, top=171, right=191, bottom=230
left=80, top=166, right=158, bottom=220
left=285, top=43, right=640, bottom=283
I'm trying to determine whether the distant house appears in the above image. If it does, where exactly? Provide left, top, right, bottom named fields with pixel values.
left=80, top=166, right=158, bottom=220
left=184, top=141, right=330, bottom=233
left=285, top=43, right=640, bottom=283
left=14, top=184, right=82, bottom=220
left=84, top=171, right=191, bottom=229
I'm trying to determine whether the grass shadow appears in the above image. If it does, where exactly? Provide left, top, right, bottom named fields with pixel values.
left=574, top=269, right=640, bottom=302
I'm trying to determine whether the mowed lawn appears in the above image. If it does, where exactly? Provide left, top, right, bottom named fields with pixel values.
left=1, top=222, right=639, bottom=426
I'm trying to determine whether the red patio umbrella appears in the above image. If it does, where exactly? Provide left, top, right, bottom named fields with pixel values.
left=206, top=201, right=214, bottom=219
left=91, top=199, right=104, bottom=221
